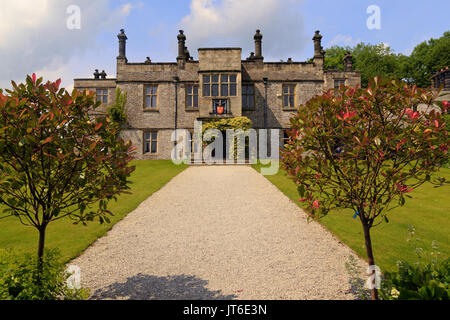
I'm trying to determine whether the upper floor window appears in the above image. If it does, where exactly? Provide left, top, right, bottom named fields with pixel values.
left=282, top=84, right=295, bottom=108
left=242, top=85, right=255, bottom=110
left=203, top=74, right=237, bottom=97
left=334, top=79, right=346, bottom=89
left=144, top=131, right=158, bottom=154
left=186, top=85, right=199, bottom=108
left=145, top=85, right=158, bottom=109
left=96, top=89, right=108, bottom=104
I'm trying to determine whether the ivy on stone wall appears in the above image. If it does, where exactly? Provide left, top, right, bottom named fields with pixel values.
left=202, top=116, right=252, bottom=133
left=107, top=88, right=128, bottom=128
left=202, top=117, right=253, bottom=159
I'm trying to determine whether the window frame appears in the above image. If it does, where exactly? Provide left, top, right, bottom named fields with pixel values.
left=143, top=131, right=158, bottom=155
left=282, top=129, right=292, bottom=149
left=188, top=131, right=200, bottom=155
left=282, top=84, right=296, bottom=110
left=242, top=84, right=255, bottom=111
left=185, top=84, right=199, bottom=109
left=144, top=85, right=159, bottom=110
left=95, top=88, right=108, bottom=104
left=334, top=79, right=346, bottom=89
left=202, top=74, right=237, bottom=97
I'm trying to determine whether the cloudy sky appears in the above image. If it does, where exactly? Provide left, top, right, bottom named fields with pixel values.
left=0, top=0, right=448, bottom=91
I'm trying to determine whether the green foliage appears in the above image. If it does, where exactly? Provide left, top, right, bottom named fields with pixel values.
left=443, top=113, right=450, bottom=168
left=380, top=227, right=449, bottom=300
left=353, top=44, right=409, bottom=88
left=325, top=43, right=409, bottom=88
left=202, top=117, right=253, bottom=159
left=0, top=74, right=136, bottom=258
left=0, top=248, right=89, bottom=300
left=107, top=88, right=128, bottom=128
left=324, top=46, right=351, bottom=71
left=282, top=77, right=448, bottom=223
left=324, top=31, right=450, bottom=88
left=202, top=116, right=252, bottom=132
left=345, top=255, right=371, bottom=300
left=408, top=31, right=450, bottom=88
left=0, top=160, right=187, bottom=263
left=282, top=77, right=448, bottom=299
left=381, top=259, right=449, bottom=300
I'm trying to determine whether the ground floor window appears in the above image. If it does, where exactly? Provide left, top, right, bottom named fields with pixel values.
left=334, top=79, right=346, bottom=89
left=144, top=131, right=158, bottom=154
left=188, top=132, right=200, bottom=154
left=282, top=129, right=291, bottom=149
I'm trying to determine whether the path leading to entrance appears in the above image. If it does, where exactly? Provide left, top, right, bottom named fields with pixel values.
left=72, top=166, right=366, bottom=300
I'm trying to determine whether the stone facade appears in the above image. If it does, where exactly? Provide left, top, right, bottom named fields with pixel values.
left=74, top=29, right=361, bottom=159
left=431, top=67, right=450, bottom=92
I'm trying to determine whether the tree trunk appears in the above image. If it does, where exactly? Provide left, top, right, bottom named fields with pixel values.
left=38, top=226, right=46, bottom=260
left=36, top=225, right=47, bottom=291
left=361, top=222, right=379, bottom=300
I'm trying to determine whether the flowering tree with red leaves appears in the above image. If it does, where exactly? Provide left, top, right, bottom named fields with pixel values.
left=0, top=74, right=136, bottom=265
left=282, top=77, right=448, bottom=300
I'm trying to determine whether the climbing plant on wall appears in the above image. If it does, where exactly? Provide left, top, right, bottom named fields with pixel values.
left=202, top=117, right=253, bottom=159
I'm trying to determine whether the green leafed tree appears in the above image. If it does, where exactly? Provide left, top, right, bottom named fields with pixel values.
left=324, top=45, right=352, bottom=71
left=0, top=74, right=136, bottom=265
left=408, top=31, right=450, bottom=88
left=324, top=31, right=450, bottom=88
left=325, top=43, right=409, bottom=87
left=282, top=77, right=448, bottom=299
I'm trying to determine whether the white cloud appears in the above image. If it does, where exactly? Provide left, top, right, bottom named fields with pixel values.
left=0, top=0, right=134, bottom=90
left=179, top=0, right=309, bottom=61
left=327, top=34, right=361, bottom=48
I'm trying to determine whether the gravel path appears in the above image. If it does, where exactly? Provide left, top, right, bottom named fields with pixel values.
left=71, top=165, right=367, bottom=300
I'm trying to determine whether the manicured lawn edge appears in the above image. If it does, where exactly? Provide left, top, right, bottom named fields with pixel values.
left=252, top=163, right=449, bottom=272
left=0, top=160, right=188, bottom=263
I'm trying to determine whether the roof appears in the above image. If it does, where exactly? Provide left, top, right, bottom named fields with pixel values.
left=198, top=47, right=242, bottom=51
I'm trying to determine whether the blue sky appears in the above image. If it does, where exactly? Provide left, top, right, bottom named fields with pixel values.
left=0, top=0, right=448, bottom=90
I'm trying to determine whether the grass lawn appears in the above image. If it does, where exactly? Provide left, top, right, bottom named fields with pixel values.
left=0, top=160, right=187, bottom=263
left=253, top=162, right=450, bottom=272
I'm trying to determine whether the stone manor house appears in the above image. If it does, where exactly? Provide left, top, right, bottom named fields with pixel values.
left=74, top=29, right=361, bottom=159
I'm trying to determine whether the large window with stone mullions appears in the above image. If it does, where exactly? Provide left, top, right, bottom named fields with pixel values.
left=203, top=74, right=237, bottom=97
left=242, top=84, right=255, bottom=110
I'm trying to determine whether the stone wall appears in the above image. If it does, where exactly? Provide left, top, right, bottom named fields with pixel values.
left=324, top=70, right=361, bottom=90
left=74, top=30, right=362, bottom=160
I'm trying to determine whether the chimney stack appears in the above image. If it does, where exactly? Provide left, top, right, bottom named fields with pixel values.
left=177, top=30, right=187, bottom=69
left=343, top=52, right=353, bottom=71
left=117, top=29, right=128, bottom=62
left=254, top=30, right=263, bottom=61
left=313, top=30, right=325, bottom=58
left=312, top=30, right=325, bottom=69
